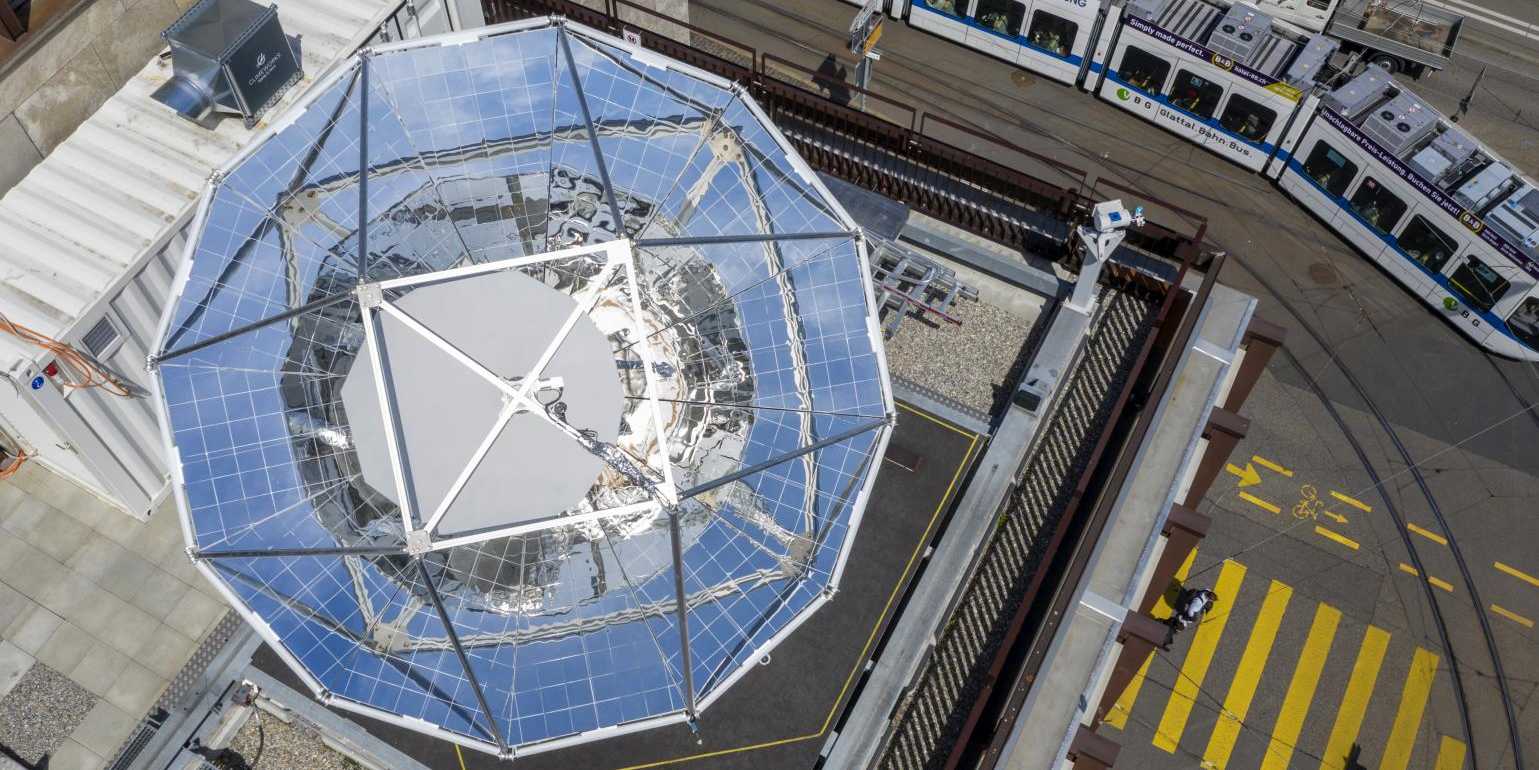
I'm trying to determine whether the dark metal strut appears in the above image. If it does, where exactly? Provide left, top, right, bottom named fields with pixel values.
left=557, top=26, right=627, bottom=236
left=635, top=231, right=857, bottom=248
left=416, top=558, right=510, bottom=755
left=678, top=416, right=889, bottom=500
left=193, top=544, right=405, bottom=560
left=150, top=290, right=356, bottom=368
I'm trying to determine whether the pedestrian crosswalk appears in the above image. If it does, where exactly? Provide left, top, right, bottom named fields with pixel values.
left=1103, top=553, right=1466, bottom=770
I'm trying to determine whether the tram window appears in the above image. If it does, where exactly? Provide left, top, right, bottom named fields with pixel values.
left=1027, top=11, right=1078, bottom=56
left=926, top=0, right=962, bottom=15
left=1347, top=176, right=1406, bottom=234
left=1449, top=255, right=1510, bottom=312
left=972, top=0, right=1026, bottom=34
left=1118, top=47, right=1171, bottom=94
left=1397, top=215, right=1458, bottom=272
left=1302, top=142, right=1357, bottom=196
left=1168, top=70, right=1223, bottom=119
left=1508, top=297, right=1539, bottom=349
left=1218, top=94, right=1276, bottom=141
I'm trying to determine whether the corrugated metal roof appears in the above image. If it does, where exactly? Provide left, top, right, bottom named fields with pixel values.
left=0, top=0, right=398, bottom=364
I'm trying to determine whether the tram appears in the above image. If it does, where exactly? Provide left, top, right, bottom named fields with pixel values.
left=1086, top=0, right=1337, bottom=171
left=1267, top=68, right=1539, bottom=359
left=834, top=0, right=1539, bottom=360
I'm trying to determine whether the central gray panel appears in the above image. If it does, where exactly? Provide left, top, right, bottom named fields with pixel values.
left=342, top=269, right=625, bottom=537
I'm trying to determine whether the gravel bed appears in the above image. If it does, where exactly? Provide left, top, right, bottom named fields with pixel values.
left=0, top=663, right=96, bottom=763
left=884, top=300, right=1037, bottom=415
left=227, top=710, right=361, bottom=770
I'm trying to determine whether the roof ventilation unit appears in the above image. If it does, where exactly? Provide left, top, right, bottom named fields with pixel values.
left=1209, top=4, right=1272, bottom=63
left=1126, top=0, right=1174, bottom=23
left=1408, top=126, right=1478, bottom=183
left=1454, top=163, right=1515, bottom=212
left=151, top=0, right=301, bottom=127
left=1360, top=91, right=1436, bottom=155
left=1283, top=33, right=1338, bottom=87
left=1322, top=66, right=1391, bottom=119
left=1488, top=184, right=1539, bottom=254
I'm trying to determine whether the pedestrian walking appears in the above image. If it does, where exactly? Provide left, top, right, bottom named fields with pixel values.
left=1162, top=587, right=1217, bottom=649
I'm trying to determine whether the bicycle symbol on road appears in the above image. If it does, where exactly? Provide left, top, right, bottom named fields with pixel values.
left=1292, top=484, right=1325, bottom=520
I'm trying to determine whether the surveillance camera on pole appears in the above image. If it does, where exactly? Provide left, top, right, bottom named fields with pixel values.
left=1067, top=199, right=1144, bottom=315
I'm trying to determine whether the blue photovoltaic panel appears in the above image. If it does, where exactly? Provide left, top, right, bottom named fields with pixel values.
left=155, top=19, right=891, bottom=755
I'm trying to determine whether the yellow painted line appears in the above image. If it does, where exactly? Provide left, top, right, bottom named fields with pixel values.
left=1490, top=604, right=1536, bottom=629
left=1238, top=491, right=1281, bottom=514
left=1105, top=547, right=1199, bottom=731
left=1495, top=560, right=1539, bottom=589
left=1408, top=523, right=1448, bottom=546
left=1330, top=490, right=1373, bottom=512
left=1399, top=562, right=1420, bottom=577
left=1252, top=454, right=1293, bottom=477
left=1203, top=580, right=1292, bottom=769
left=1153, top=560, right=1247, bottom=753
left=1381, top=648, right=1441, bottom=770
left=1428, top=576, right=1455, bottom=593
left=1259, top=603, right=1342, bottom=770
left=1314, top=525, right=1360, bottom=551
left=1435, top=735, right=1469, bottom=770
left=1317, top=625, right=1391, bottom=770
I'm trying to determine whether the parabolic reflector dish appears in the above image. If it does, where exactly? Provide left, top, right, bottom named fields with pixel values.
left=151, top=17, right=893, bottom=758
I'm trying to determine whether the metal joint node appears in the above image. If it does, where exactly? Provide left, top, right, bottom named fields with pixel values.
left=356, top=283, right=384, bottom=308
left=185, top=545, right=201, bottom=562
left=404, top=530, right=431, bottom=556
left=145, top=354, right=161, bottom=373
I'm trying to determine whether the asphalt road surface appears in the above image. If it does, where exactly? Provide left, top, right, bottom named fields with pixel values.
left=680, top=2, right=1539, bottom=768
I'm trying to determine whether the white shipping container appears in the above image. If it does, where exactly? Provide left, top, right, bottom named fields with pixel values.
left=0, top=0, right=458, bottom=518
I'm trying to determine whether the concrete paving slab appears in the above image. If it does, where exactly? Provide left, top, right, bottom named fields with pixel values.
left=0, top=581, right=26, bottom=631
left=164, top=588, right=225, bottom=640
left=99, top=602, right=159, bottom=658
left=0, top=545, right=67, bottom=601
left=0, top=640, right=34, bottom=700
left=97, top=548, right=157, bottom=604
left=13, top=45, right=117, bottom=155
left=49, top=738, right=108, bottom=770
left=70, top=592, right=130, bottom=639
left=92, top=0, right=180, bottom=82
left=101, top=660, right=164, bottom=717
left=70, top=699, right=136, bottom=759
left=136, top=624, right=197, bottom=679
left=37, top=621, right=97, bottom=675
left=37, top=571, right=100, bottom=622
left=7, top=603, right=64, bottom=656
left=132, top=568, right=191, bottom=621
left=68, top=642, right=127, bottom=699
left=31, top=510, right=94, bottom=564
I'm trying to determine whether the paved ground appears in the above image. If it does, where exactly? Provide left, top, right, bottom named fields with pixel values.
left=0, top=464, right=230, bottom=769
left=252, top=400, right=982, bottom=770
left=668, top=2, right=1539, bottom=768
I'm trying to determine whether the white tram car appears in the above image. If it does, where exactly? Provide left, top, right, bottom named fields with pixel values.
left=1086, top=0, right=1337, bottom=170
left=1267, top=68, right=1539, bottom=359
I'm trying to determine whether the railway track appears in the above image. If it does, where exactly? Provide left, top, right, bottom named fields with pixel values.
left=876, top=289, right=1160, bottom=770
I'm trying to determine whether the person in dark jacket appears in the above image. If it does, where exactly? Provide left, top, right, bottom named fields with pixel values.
left=1162, top=587, right=1217, bottom=649
left=814, top=53, right=851, bottom=106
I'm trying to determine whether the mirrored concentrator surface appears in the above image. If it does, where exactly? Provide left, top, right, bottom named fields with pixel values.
left=153, top=18, right=892, bottom=756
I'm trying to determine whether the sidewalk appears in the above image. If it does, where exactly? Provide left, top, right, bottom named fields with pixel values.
left=0, top=463, right=228, bottom=770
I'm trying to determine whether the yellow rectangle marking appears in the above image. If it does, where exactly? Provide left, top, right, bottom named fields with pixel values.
left=1495, top=561, right=1539, bottom=589
left=1203, top=580, right=1292, bottom=770
left=1435, top=735, right=1468, bottom=770
left=1408, top=523, right=1448, bottom=546
left=1153, top=559, right=1247, bottom=753
left=1489, top=604, right=1534, bottom=629
left=1381, top=648, right=1440, bottom=770
left=1251, top=455, right=1293, bottom=477
left=1107, top=547, right=1200, bottom=731
left=1399, top=563, right=1420, bottom=577
left=1317, top=625, right=1390, bottom=770
left=1330, top=490, right=1372, bottom=512
left=1239, top=492, right=1281, bottom=514
left=1428, top=576, right=1454, bottom=593
left=1259, top=603, right=1342, bottom=770
left=1314, top=525, right=1360, bottom=551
